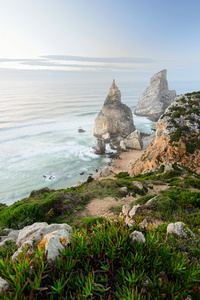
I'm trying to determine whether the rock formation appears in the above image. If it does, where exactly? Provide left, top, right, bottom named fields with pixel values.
left=94, top=80, right=135, bottom=140
left=131, top=92, right=200, bottom=175
left=134, top=70, right=176, bottom=121
left=95, top=138, right=105, bottom=155
left=120, top=130, right=143, bottom=150
left=0, top=222, right=72, bottom=262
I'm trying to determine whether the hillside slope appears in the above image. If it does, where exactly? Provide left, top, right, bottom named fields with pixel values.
left=131, top=92, right=200, bottom=176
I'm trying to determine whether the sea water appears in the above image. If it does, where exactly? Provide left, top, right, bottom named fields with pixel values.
left=0, top=76, right=199, bottom=205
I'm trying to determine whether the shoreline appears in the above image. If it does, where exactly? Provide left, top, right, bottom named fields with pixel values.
left=96, top=135, right=154, bottom=180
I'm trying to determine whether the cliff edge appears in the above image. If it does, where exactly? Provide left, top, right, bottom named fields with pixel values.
left=131, top=91, right=200, bottom=175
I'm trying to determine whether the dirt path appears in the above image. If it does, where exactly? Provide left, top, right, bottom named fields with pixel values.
left=80, top=135, right=169, bottom=220
left=79, top=195, right=139, bottom=219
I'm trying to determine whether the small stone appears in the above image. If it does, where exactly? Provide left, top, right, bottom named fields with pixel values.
left=122, top=204, right=131, bottom=215
left=95, top=138, right=105, bottom=155
left=130, top=231, right=146, bottom=244
left=12, top=240, right=33, bottom=262
left=120, top=197, right=127, bottom=202
left=139, top=218, right=149, bottom=228
left=132, top=181, right=143, bottom=190
left=0, top=277, right=9, bottom=295
left=78, top=128, right=85, bottom=133
left=163, top=162, right=173, bottom=172
left=167, top=222, right=195, bottom=238
left=120, top=140, right=127, bottom=150
left=143, top=276, right=151, bottom=287
left=100, top=167, right=111, bottom=177
left=119, top=187, right=128, bottom=195
left=129, top=204, right=141, bottom=218
left=145, top=196, right=157, bottom=206
left=125, top=216, right=132, bottom=224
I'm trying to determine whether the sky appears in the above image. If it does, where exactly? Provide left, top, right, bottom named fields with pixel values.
left=0, top=0, right=200, bottom=81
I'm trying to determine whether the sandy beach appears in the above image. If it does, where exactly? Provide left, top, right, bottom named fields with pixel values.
left=96, top=135, right=154, bottom=179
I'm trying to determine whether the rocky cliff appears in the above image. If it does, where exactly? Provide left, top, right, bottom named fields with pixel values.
left=134, top=70, right=176, bottom=121
left=131, top=91, right=200, bottom=175
left=94, top=80, right=135, bottom=140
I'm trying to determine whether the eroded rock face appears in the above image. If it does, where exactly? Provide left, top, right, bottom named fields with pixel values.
left=134, top=70, right=176, bottom=121
left=94, top=80, right=135, bottom=140
left=131, top=92, right=200, bottom=175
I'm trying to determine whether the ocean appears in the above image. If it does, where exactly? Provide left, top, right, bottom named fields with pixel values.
left=0, top=73, right=199, bottom=205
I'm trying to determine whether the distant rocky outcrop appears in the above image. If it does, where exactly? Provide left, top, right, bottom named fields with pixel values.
left=131, top=92, right=200, bottom=175
left=94, top=80, right=135, bottom=140
left=134, top=70, right=176, bottom=121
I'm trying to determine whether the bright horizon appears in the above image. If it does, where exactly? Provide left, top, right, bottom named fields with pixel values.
left=0, top=0, right=200, bottom=81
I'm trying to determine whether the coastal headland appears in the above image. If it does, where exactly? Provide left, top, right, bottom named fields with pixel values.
left=0, top=85, right=199, bottom=299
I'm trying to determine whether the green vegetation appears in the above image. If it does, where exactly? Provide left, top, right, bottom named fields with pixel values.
left=163, top=92, right=200, bottom=154
left=0, top=154, right=200, bottom=298
left=0, top=219, right=199, bottom=299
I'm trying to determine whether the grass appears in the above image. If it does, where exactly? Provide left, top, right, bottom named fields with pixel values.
left=164, top=92, right=200, bottom=153
left=0, top=219, right=199, bottom=299
left=0, top=152, right=200, bottom=298
left=0, top=176, right=148, bottom=229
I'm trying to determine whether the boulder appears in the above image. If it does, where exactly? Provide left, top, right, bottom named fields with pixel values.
left=12, top=240, right=33, bottom=262
left=119, top=187, right=128, bottom=195
left=134, top=70, right=176, bottom=121
left=121, top=130, right=143, bottom=150
left=167, top=222, right=196, bottom=238
left=130, top=231, right=146, bottom=244
left=122, top=204, right=131, bottom=215
left=129, top=204, right=141, bottom=218
left=99, top=167, right=111, bottom=177
left=132, top=181, right=143, bottom=190
left=38, top=229, right=71, bottom=262
left=78, top=128, right=85, bottom=133
left=0, top=277, right=9, bottom=295
left=16, top=222, right=72, bottom=246
left=145, top=196, right=157, bottom=206
left=94, top=80, right=135, bottom=139
left=95, top=138, right=105, bottom=155
left=119, top=140, right=127, bottom=150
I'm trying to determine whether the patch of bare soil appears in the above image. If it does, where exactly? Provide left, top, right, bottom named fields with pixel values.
left=79, top=195, right=138, bottom=219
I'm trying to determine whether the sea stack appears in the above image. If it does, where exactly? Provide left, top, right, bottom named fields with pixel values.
left=134, top=70, right=176, bottom=121
left=94, top=80, right=135, bottom=141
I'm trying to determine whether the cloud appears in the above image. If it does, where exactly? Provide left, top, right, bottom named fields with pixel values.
left=0, top=55, right=156, bottom=72
left=40, top=55, right=155, bottom=64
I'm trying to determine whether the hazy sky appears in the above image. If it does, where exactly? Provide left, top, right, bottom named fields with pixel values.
left=0, top=0, right=200, bottom=80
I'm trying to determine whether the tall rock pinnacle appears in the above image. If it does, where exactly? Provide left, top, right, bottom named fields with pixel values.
left=134, top=70, right=176, bottom=121
left=94, top=80, right=135, bottom=141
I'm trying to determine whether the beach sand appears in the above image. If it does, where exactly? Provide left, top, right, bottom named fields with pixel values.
left=96, top=135, right=154, bottom=179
